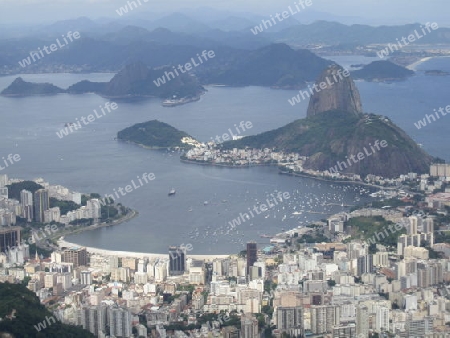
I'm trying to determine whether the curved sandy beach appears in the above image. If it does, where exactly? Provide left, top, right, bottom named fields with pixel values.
left=57, top=239, right=230, bottom=261
left=406, top=56, right=433, bottom=70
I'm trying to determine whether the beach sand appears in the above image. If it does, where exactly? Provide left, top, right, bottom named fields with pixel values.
left=406, top=56, right=433, bottom=70
left=58, top=239, right=230, bottom=261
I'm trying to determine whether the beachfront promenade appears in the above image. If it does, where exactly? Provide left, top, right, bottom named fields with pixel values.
left=57, top=239, right=230, bottom=261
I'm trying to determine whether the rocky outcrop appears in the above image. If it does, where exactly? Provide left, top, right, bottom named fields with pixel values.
left=306, top=64, right=363, bottom=117
left=352, top=61, right=414, bottom=81
left=103, top=62, right=151, bottom=97
left=224, top=64, right=433, bottom=178
left=1, top=77, right=65, bottom=96
left=2, top=62, right=204, bottom=100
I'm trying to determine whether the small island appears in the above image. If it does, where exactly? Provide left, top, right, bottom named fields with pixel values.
left=1, top=63, right=205, bottom=106
left=117, top=120, right=201, bottom=149
left=352, top=60, right=414, bottom=82
left=425, top=69, right=449, bottom=76
left=1, top=77, right=65, bottom=96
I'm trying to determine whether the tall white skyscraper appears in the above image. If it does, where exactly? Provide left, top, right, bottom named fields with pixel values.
left=108, top=306, right=132, bottom=337
left=20, top=189, right=34, bottom=221
left=375, top=306, right=390, bottom=332
left=409, top=216, right=418, bottom=235
left=356, top=305, right=369, bottom=337
left=0, top=174, right=8, bottom=188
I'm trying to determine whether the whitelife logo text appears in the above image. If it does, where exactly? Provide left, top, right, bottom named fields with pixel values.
left=18, top=31, right=81, bottom=68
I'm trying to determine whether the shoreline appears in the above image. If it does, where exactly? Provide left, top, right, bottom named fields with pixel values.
left=58, top=209, right=231, bottom=259
left=406, top=56, right=433, bottom=70
left=66, top=208, right=139, bottom=235
left=180, top=158, right=277, bottom=168
left=119, top=139, right=190, bottom=151
left=45, top=208, right=138, bottom=245
left=279, top=171, right=398, bottom=190
left=57, top=239, right=230, bottom=261
left=180, top=158, right=397, bottom=190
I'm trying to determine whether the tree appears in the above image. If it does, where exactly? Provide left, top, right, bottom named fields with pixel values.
left=327, top=280, right=336, bottom=287
left=21, top=276, right=31, bottom=286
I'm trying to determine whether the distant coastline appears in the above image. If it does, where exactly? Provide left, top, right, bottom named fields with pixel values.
left=406, top=56, right=433, bottom=70
left=279, top=171, right=397, bottom=190
left=180, top=157, right=400, bottom=189
left=44, top=209, right=139, bottom=246
left=180, top=158, right=276, bottom=168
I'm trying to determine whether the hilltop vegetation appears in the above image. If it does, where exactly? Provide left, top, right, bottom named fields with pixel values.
left=0, top=283, right=94, bottom=337
left=118, top=120, right=195, bottom=149
left=6, top=181, right=44, bottom=200
left=223, top=110, right=432, bottom=177
left=345, top=216, right=406, bottom=248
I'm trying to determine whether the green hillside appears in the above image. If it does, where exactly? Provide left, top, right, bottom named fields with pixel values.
left=223, top=110, right=432, bottom=177
left=0, top=283, right=94, bottom=338
left=118, top=120, right=195, bottom=149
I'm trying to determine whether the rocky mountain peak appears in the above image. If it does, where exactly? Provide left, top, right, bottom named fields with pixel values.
left=307, top=64, right=363, bottom=117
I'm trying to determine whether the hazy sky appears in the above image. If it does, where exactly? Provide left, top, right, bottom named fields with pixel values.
left=1, top=0, right=448, bottom=26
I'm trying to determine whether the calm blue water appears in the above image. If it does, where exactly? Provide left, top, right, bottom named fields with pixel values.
left=0, top=57, right=448, bottom=254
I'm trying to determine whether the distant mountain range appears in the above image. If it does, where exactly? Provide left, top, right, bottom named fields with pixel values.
left=1, top=43, right=334, bottom=97
left=0, top=44, right=420, bottom=101
left=269, top=21, right=450, bottom=45
left=198, top=43, right=332, bottom=88
left=1, top=17, right=449, bottom=75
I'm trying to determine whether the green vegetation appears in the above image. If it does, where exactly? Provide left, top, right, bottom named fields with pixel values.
left=297, top=228, right=330, bottom=244
left=6, top=181, right=44, bottom=200
left=222, top=110, right=431, bottom=178
left=370, top=198, right=412, bottom=209
left=0, top=283, right=94, bottom=337
left=427, top=247, right=443, bottom=259
left=238, top=250, right=247, bottom=257
left=101, top=205, right=119, bottom=220
left=118, top=120, right=195, bottom=149
left=264, top=280, right=277, bottom=293
left=177, top=284, right=196, bottom=293
left=435, top=231, right=450, bottom=244
left=346, top=216, right=406, bottom=247
left=49, top=198, right=80, bottom=215
left=223, top=110, right=359, bottom=155
left=434, top=207, right=450, bottom=227
left=29, top=243, right=53, bottom=258
left=81, top=193, right=101, bottom=206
